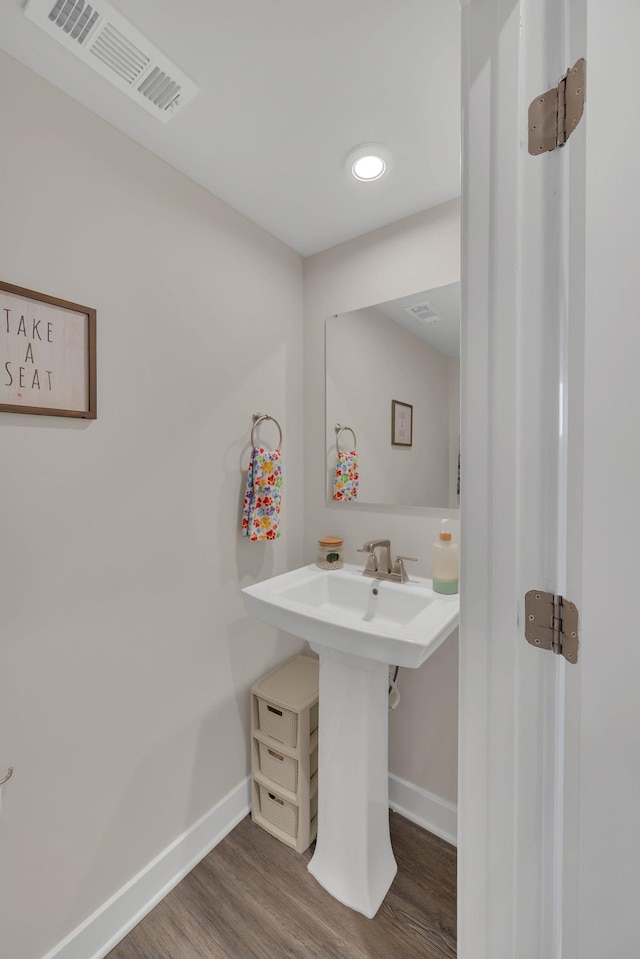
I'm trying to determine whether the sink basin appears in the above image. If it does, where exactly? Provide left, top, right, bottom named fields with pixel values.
left=241, top=563, right=459, bottom=668
left=241, top=562, right=459, bottom=919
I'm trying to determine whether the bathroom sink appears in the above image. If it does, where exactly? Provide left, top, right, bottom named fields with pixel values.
left=241, top=563, right=459, bottom=668
left=242, top=562, right=459, bottom=919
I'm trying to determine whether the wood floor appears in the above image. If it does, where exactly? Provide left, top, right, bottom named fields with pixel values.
left=107, top=812, right=456, bottom=959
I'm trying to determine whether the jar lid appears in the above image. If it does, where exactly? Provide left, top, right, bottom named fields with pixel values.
left=319, top=536, right=343, bottom=547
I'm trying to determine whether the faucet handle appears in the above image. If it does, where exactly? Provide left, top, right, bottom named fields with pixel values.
left=392, top=556, right=417, bottom=582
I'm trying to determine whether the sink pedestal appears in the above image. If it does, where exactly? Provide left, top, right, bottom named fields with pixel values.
left=307, top=644, right=397, bottom=918
left=241, top=563, right=460, bottom=918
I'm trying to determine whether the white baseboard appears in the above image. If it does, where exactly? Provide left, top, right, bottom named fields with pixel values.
left=42, top=772, right=453, bottom=959
left=388, top=773, right=457, bottom=847
left=42, top=777, right=251, bottom=959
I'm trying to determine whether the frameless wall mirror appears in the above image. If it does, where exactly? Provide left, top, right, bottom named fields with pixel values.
left=326, top=281, right=460, bottom=510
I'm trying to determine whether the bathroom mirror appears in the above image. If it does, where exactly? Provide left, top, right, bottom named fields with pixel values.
left=326, top=282, right=460, bottom=509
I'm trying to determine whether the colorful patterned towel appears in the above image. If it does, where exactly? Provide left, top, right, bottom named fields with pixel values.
left=242, top=447, right=282, bottom=540
left=333, top=449, right=359, bottom=501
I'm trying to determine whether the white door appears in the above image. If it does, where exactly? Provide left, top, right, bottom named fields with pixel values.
left=461, top=0, right=640, bottom=957
left=460, top=4, right=570, bottom=955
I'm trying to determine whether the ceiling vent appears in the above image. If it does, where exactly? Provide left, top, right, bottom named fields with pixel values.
left=403, top=302, right=439, bottom=324
left=24, top=0, right=199, bottom=123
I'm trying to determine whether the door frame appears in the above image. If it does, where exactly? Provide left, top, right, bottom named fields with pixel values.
left=459, top=1, right=576, bottom=955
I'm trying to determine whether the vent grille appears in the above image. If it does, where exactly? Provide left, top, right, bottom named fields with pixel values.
left=26, top=0, right=199, bottom=123
left=48, top=1, right=99, bottom=44
left=90, top=23, right=149, bottom=85
left=404, top=302, right=439, bottom=324
left=138, top=67, right=181, bottom=110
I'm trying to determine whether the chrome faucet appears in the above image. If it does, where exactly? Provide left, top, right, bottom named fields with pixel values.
left=357, top=539, right=417, bottom=583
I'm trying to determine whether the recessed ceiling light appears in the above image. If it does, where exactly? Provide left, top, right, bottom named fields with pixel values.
left=353, top=155, right=385, bottom=180
left=345, top=143, right=392, bottom=182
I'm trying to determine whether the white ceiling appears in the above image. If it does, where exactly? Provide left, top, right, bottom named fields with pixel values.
left=0, top=0, right=461, bottom=256
left=375, top=282, right=460, bottom=357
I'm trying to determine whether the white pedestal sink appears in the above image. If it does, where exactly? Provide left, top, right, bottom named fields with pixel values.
left=242, top=563, right=459, bottom=918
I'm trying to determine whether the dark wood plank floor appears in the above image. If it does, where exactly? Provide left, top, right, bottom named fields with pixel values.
left=107, top=812, right=456, bottom=959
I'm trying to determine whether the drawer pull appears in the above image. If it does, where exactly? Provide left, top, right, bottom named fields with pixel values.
left=267, top=705, right=283, bottom=716
left=268, top=792, right=284, bottom=806
left=268, top=749, right=284, bottom=762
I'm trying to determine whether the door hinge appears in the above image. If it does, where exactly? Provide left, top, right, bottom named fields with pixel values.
left=525, top=590, right=579, bottom=664
left=528, top=58, right=586, bottom=155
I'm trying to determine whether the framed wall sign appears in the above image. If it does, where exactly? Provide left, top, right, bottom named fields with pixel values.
left=391, top=399, right=413, bottom=446
left=0, top=282, right=96, bottom=419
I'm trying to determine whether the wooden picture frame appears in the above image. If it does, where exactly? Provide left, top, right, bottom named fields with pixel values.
left=0, top=282, right=96, bottom=419
left=391, top=400, right=413, bottom=446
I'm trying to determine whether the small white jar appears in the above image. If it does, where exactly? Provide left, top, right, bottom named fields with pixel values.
left=316, top=536, right=344, bottom=569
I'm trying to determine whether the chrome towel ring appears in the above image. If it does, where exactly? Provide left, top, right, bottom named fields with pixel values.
left=251, top=412, right=283, bottom=451
left=0, top=767, right=13, bottom=786
left=335, top=423, right=357, bottom=455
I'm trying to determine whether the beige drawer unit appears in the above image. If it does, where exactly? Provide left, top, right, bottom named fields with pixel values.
left=256, top=740, right=319, bottom=793
left=256, top=776, right=319, bottom=839
left=251, top=654, right=319, bottom=853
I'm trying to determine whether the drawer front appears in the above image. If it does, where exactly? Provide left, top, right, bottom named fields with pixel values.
left=257, top=698, right=298, bottom=746
left=258, top=742, right=298, bottom=792
left=259, top=784, right=298, bottom=837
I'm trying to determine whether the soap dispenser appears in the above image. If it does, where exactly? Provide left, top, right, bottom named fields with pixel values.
left=432, top=520, right=459, bottom=594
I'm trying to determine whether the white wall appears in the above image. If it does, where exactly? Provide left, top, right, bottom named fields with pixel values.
left=303, top=199, right=460, bottom=803
left=0, top=53, right=304, bottom=959
left=326, top=306, right=452, bottom=507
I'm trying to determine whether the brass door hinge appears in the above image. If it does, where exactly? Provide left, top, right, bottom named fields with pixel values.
left=525, top=590, right=579, bottom=664
left=528, top=58, right=586, bottom=155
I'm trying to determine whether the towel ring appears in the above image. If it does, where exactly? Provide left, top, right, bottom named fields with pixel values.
left=335, top=423, right=357, bottom=455
left=252, top=412, right=283, bottom=451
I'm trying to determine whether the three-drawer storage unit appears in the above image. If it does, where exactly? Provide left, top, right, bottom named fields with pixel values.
left=251, top=654, right=319, bottom=853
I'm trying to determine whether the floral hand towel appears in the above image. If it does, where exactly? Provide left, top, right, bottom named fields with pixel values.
left=333, top=449, right=359, bottom=501
left=242, top=447, right=282, bottom=540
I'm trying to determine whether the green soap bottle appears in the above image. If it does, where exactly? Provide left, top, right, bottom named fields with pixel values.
left=432, top=520, right=459, bottom=595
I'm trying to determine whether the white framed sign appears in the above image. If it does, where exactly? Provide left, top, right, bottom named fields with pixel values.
left=0, top=282, right=96, bottom=419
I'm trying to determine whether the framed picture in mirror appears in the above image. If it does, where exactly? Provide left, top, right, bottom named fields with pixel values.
left=392, top=400, right=413, bottom=446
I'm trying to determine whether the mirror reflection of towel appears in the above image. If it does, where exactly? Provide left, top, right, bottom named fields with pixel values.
left=333, top=450, right=359, bottom=501
left=241, top=447, right=282, bottom=540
